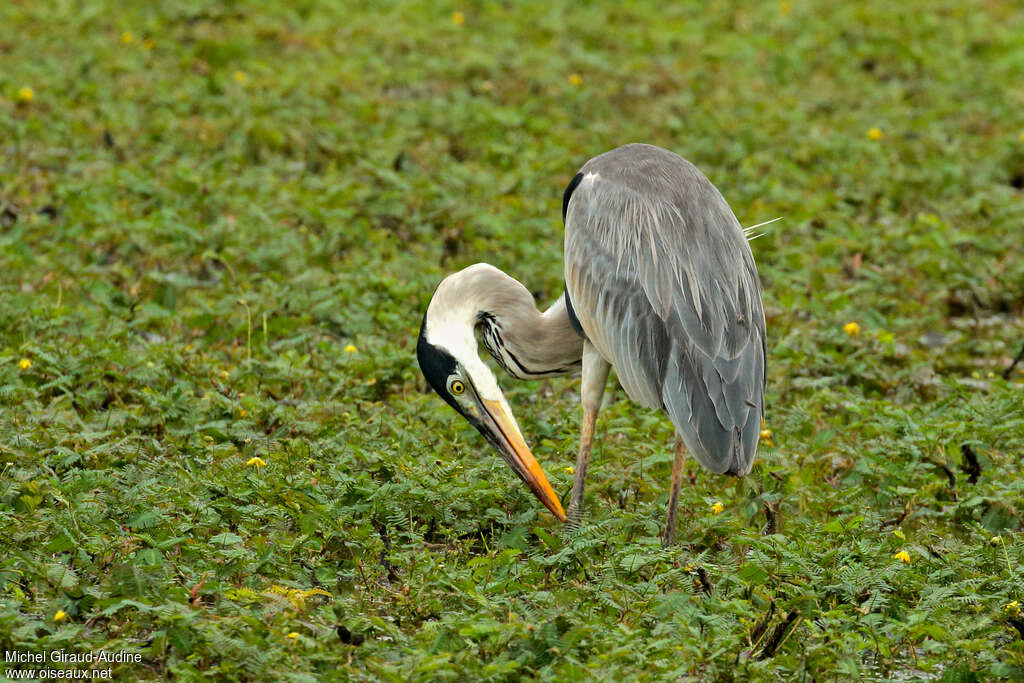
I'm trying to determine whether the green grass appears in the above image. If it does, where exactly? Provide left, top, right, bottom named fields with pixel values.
left=2, top=0, right=1024, bottom=679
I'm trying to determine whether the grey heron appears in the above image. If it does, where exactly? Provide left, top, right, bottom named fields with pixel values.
left=417, top=143, right=766, bottom=544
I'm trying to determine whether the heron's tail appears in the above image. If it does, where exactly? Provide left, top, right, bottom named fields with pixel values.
left=660, top=344, right=763, bottom=478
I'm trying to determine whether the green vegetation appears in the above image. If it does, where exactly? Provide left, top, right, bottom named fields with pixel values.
left=2, top=0, right=1023, bottom=679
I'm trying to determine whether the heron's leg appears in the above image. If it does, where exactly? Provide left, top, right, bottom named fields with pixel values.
left=664, top=433, right=687, bottom=546
left=566, top=342, right=610, bottom=530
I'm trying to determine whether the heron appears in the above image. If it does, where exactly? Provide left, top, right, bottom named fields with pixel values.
left=416, top=143, right=766, bottom=544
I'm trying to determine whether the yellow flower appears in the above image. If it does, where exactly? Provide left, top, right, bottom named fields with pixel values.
left=286, top=631, right=300, bottom=639
left=1019, top=132, right=1024, bottom=143
left=710, top=502, right=724, bottom=515
left=563, top=466, right=574, bottom=475
left=233, top=70, right=249, bottom=85
left=18, top=358, right=32, bottom=370
left=451, top=11, right=465, bottom=25
left=843, top=321, right=861, bottom=337
left=220, top=370, right=229, bottom=379
left=239, top=409, right=247, bottom=417
left=344, top=344, right=357, bottom=353
left=121, top=31, right=134, bottom=44
left=568, top=73, right=583, bottom=87
left=990, top=536, right=1003, bottom=546
left=1006, top=601, right=1021, bottom=616
left=17, top=87, right=34, bottom=103
left=779, top=1, right=792, bottom=16
left=143, top=38, right=155, bottom=50
left=246, top=456, right=266, bottom=468
left=893, top=550, right=911, bottom=564
left=867, top=127, right=884, bottom=141
left=53, top=610, right=68, bottom=623
left=892, top=528, right=905, bottom=539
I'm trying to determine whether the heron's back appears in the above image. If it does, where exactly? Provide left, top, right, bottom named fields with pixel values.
left=564, top=144, right=766, bottom=475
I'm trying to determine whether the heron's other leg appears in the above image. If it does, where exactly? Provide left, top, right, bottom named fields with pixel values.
left=566, top=341, right=610, bottom=529
left=664, top=433, right=687, bottom=546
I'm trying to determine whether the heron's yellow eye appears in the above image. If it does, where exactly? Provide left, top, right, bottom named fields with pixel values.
left=450, top=380, right=465, bottom=395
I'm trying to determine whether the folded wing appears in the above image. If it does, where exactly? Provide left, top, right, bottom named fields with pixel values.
left=563, top=144, right=766, bottom=475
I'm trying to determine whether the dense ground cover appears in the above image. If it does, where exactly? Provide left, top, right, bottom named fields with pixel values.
left=2, top=0, right=1023, bottom=679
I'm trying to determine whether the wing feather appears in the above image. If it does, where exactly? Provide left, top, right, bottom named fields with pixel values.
left=564, top=144, right=766, bottom=475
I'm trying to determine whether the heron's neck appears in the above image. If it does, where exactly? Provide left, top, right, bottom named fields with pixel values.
left=477, top=292, right=585, bottom=379
left=430, top=264, right=584, bottom=379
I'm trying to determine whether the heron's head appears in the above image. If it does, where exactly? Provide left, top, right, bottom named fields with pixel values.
left=416, top=266, right=566, bottom=521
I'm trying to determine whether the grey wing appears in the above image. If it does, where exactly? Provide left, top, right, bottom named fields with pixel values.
left=564, top=144, right=766, bottom=475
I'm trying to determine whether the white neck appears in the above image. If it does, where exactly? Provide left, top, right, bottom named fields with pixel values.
left=424, top=263, right=584, bottom=381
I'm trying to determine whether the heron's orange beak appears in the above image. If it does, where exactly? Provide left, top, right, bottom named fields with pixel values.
left=481, top=398, right=566, bottom=522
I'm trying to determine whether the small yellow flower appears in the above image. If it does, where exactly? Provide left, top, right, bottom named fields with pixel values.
left=779, top=1, right=792, bottom=16
left=18, top=358, right=32, bottom=370
left=17, top=87, right=34, bottom=103
left=867, top=127, right=884, bottom=141
left=568, top=73, right=583, bottom=87
left=710, top=502, right=724, bottom=515
left=238, top=409, right=247, bottom=417
left=893, top=550, right=911, bottom=564
left=844, top=321, right=861, bottom=337
left=286, top=631, right=300, bottom=639
left=1019, top=132, right=1024, bottom=143
left=990, top=536, right=1002, bottom=546
left=246, top=456, right=266, bottom=468
left=220, top=370, right=229, bottom=379
left=143, top=38, right=155, bottom=50
left=451, top=11, right=465, bottom=25
left=233, top=70, right=249, bottom=85
left=563, top=466, right=574, bottom=475
left=344, top=344, right=357, bottom=353
left=121, top=31, right=134, bottom=44
left=53, top=610, right=68, bottom=623
left=892, top=528, right=905, bottom=539
left=1006, top=601, right=1021, bottom=616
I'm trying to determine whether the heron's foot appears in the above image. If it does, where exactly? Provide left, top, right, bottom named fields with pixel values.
left=564, top=503, right=584, bottom=533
